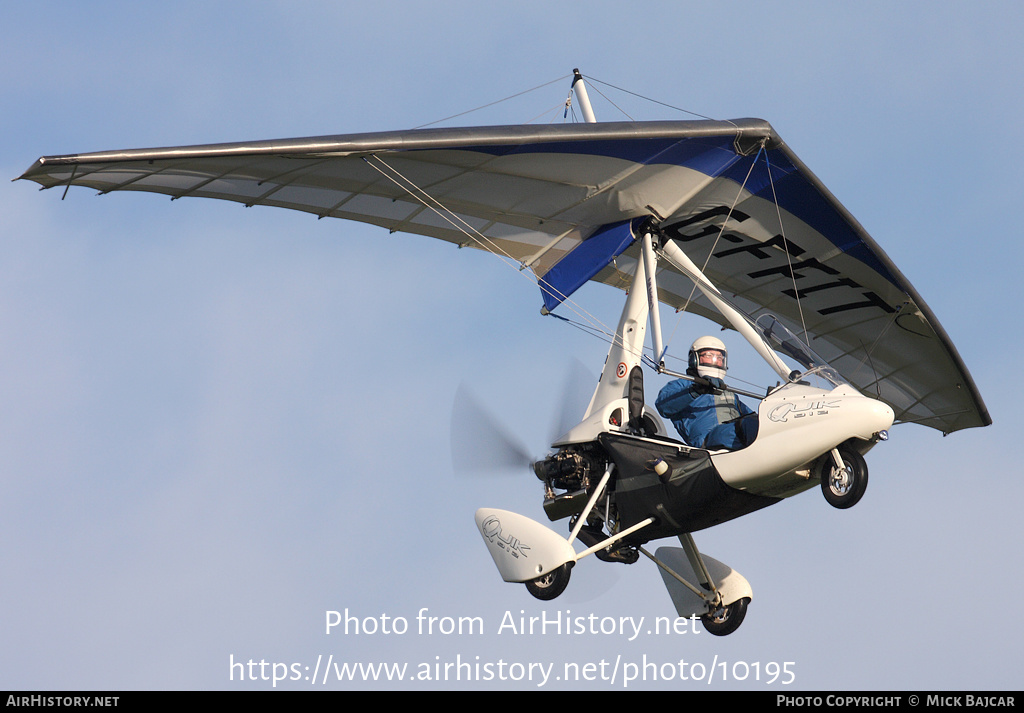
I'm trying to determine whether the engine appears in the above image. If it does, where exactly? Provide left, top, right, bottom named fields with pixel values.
left=533, top=444, right=607, bottom=521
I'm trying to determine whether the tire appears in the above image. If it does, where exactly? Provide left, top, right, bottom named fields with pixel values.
left=819, top=448, right=868, bottom=509
left=701, top=597, right=749, bottom=636
left=524, top=563, right=572, bottom=601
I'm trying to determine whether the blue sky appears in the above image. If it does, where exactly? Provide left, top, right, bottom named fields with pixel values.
left=2, top=1, right=1022, bottom=691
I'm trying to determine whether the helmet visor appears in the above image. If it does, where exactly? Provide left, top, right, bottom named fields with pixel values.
left=695, top=348, right=726, bottom=371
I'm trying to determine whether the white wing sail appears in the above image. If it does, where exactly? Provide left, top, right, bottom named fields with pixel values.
left=19, top=119, right=990, bottom=434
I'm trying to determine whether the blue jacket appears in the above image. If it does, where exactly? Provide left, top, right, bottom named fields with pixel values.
left=655, top=377, right=757, bottom=450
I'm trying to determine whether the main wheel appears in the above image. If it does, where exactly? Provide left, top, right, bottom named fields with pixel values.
left=819, top=448, right=868, bottom=509
left=701, top=597, right=749, bottom=636
left=524, top=563, right=572, bottom=601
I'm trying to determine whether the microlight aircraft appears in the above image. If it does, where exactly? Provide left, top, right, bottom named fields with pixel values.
left=18, top=71, right=990, bottom=635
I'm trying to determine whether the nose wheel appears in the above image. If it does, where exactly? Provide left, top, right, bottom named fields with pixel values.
left=819, top=448, right=868, bottom=509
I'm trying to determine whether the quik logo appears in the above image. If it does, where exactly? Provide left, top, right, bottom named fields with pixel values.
left=768, top=400, right=840, bottom=423
left=480, top=515, right=530, bottom=559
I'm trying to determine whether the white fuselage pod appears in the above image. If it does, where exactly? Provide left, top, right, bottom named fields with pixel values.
left=712, top=382, right=895, bottom=498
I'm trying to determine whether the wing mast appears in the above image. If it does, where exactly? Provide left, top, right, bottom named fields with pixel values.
left=571, top=69, right=597, bottom=124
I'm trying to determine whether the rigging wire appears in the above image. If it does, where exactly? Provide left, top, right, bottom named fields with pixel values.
left=524, top=101, right=571, bottom=125
left=361, top=153, right=621, bottom=345
left=412, top=75, right=569, bottom=130
left=362, top=155, right=521, bottom=268
left=663, top=142, right=767, bottom=356
left=847, top=300, right=906, bottom=394
left=585, top=76, right=737, bottom=128
left=764, top=149, right=810, bottom=346
left=584, top=82, right=635, bottom=121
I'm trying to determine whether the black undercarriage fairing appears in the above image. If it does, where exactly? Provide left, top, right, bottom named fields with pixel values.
left=598, top=433, right=779, bottom=544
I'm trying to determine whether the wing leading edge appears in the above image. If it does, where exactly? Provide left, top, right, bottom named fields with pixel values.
left=18, top=119, right=990, bottom=434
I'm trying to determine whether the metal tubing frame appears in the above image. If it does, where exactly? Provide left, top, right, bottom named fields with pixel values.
left=641, top=230, right=666, bottom=369
left=563, top=462, right=656, bottom=561
left=638, top=546, right=718, bottom=605
left=678, top=533, right=717, bottom=595
left=567, top=462, right=615, bottom=546
left=659, top=238, right=793, bottom=382
left=657, top=366, right=766, bottom=401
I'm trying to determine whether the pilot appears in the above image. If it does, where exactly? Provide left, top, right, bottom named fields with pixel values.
left=655, top=336, right=758, bottom=450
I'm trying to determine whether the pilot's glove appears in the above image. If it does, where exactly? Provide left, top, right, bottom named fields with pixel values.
left=693, top=376, right=725, bottom=394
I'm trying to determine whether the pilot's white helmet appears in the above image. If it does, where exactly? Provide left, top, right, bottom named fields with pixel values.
left=689, top=336, right=728, bottom=380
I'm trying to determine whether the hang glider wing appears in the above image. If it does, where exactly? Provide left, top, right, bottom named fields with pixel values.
left=18, top=119, right=990, bottom=434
